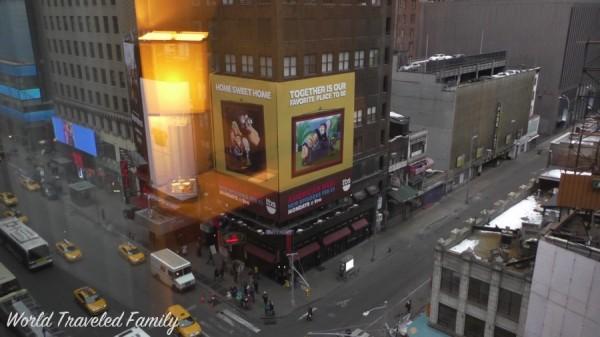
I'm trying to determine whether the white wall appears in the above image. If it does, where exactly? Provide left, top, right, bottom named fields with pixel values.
left=525, top=239, right=600, bottom=337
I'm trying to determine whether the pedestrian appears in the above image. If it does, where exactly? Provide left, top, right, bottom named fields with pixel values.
left=254, top=265, right=260, bottom=280
left=306, top=306, right=313, bottom=321
left=207, top=252, right=214, bottom=265
left=253, top=278, right=259, bottom=292
left=233, top=270, right=239, bottom=284
left=268, top=300, right=275, bottom=316
left=213, top=268, right=219, bottom=281
left=405, top=299, right=412, bottom=315
left=262, top=291, right=269, bottom=306
left=210, top=294, right=217, bottom=308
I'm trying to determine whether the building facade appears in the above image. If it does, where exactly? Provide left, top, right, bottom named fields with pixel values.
left=416, top=0, right=600, bottom=135
left=31, top=0, right=138, bottom=193
left=391, top=52, right=538, bottom=191
left=129, top=0, right=394, bottom=277
left=393, top=0, right=421, bottom=63
left=0, top=0, right=54, bottom=152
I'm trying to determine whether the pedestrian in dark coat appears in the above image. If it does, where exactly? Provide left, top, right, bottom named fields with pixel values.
left=262, top=291, right=269, bottom=306
left=253, top=279, right=259, bottom=292
left=213, top=268, right=219, bottom=281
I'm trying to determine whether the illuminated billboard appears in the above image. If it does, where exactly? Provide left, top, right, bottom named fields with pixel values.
left=211, top=72, right=355, bottom=192
left=221, top=101, right=266, bottom=175
left=51, top=117, right=97, bottom=156
left=293, top=110, right=343, bottom=177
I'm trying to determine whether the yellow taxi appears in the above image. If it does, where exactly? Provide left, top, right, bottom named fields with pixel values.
left=0, top=192, right=18, bottom=207
left=2, top=209, right=29, bottom=223
left=166, top=304, right=202, bottom=337
left=20, top=177, right=41, bottom=191
left=56, top=239, right=82, bottom=262
left=118, top=242, right=145, bottom=265
left=73, top=286, right=108, bottom=315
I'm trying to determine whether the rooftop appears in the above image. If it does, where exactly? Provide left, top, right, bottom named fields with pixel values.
left=547, top=212, right=600, bottom=253
left=443, top=194, right=558, bottom=273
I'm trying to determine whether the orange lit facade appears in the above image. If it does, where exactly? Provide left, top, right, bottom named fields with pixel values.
left=130, top=0, right=393, bottom=276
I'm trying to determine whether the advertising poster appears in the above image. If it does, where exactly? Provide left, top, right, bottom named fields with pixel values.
left=123, top=41, right=147, bottom=159
left=221, top=101, right=266, bottom=176
left=292, top=110, right=343, bottom=177
left=51, top=117, right=98, bottom=157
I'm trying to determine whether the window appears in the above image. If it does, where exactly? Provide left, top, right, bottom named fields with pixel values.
left=241, top=55, right=254, bottom=74
left=283, top=56, right=297, bottom=77
left=77, top=16, right=83, bottom=31
left=354, top=136, right=363, bottom=153
left=109, top=70, right=116, bottom=86
left=321, top=53, right=333, bottom=73
left=97, top=43, right=103, bottom=58
left=119, top=72, right=125, bottom=88
left=338, top=51, right=349, bottom=71
left=440, top=268, right=460, bottom=295
left=437, top=304, right=456, bottom=331
left=367, top=106, right=376, bottom=123
left=112, top=16, right=119, bottom=34
left=113, top=96, right=119, bottom=110
left=94, top=16, right=100, bottom=32
left=92, top=67, right=98, bottom=82
left=468, top=278, right=490, bottom=307
left=103, top=16, right=109, bottom=33
left=84, top=66, right=90, bottom=80
left=304, top=54, right=316, bottom=75
left=260, top=56, right=272, bottom=78
left=122, top=98, right=128, bottom=112
left=85, top=16, right=91, bottom=32
left=369, top=49, right=379, bottom=67
left=497, top=288, right=521, bottom=321
left=464, top=315, right=485, bottom=337
left=222, top=0, right=233, bottom=4
left=106, top=43, right=113, bottom=60
left=354, top=50, right=365, bottom=68
left=115, top=44, right=122, bottom=61
left=354, top=110, right=363, bottom=127
left=225, top=54, right=236, bottom=73
left=371, top=0, right=381, bottom=5
left=89, top=42, right=95, bottom=57
left=101, top=69, right=107, bottom=84
left=104, top=94, right=110, bottom=108
left=380, top=130, right=385, bottom=145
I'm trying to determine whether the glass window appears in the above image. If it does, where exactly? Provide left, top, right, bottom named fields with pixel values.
left=440, top=268, right=460, bottom=295
left=283, top=56, right=297, bottom=77
left=321, top=53, right=333, bottom=73
left=304, top=54, right=316, bottom=75
left=225, top=54, right=236, bottom=73
left=468, top=278, right=490, bottom=307
left=497, top=288, right=521, bottom=321
left=241, top=55, right=254, bottom=74
left=260, top=56, right=273, bottom=78
left=369, top=49, right=379, bottom=67
left=338, top=51, right=349, bottom=71
left=354, top=50, right=365, bottom=69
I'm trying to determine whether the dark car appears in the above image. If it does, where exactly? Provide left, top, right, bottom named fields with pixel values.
left=41, top=183, right=59, bottom=200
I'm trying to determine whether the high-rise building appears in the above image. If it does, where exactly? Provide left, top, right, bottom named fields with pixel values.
left=0, top=0, right=54, bottom=151
left=393, top=0, right=421, bottom=62
left=130, top=0, right=393, bottom=276
left=31, top=0, right=138, bottom=192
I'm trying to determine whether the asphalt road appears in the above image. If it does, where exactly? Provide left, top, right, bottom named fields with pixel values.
left=0, top=136, right=551, bottom=337
left=0, top=148, right=259, bottom=337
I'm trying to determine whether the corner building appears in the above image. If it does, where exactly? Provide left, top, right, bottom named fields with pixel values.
left=133, top=0, right=393, bottom=277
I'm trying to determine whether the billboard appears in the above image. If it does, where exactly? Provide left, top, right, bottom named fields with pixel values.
left=51, top=117, right=97, bottom=156
left=123, top=41, right=147, bottom=160
left=293, top=110, right=343, bottom=177
left=221, top=101, right=266, bottom=175
left=211, top=72, right=355, bottom=192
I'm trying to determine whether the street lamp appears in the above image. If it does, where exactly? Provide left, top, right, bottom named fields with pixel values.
left=465, top=134, right=478, bottom=204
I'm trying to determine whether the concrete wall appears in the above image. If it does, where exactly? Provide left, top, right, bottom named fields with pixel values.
left=391, top=71, right=455, bottom=171
left=452, top=71, right=536, bottom=172
left=418, top=0, right=600, bottom=135
left=525, top=239, right=600, bottom=337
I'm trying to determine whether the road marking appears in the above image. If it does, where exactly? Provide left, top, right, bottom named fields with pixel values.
left=336, top=298, right=351, bottom=308
left=298, top=307, right=318, bottom=320
left=216, top=312, right=235, bottom=327
left=221, top=309, right=261, bottom=333
left=186, top=304, right=197, bottom=311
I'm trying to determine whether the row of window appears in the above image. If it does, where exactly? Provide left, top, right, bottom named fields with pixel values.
left=45, top=0, right=116, bottom=7
left=57, top=103, right=131, bottom=141
left=49, top=60, right=126, bottom=91
left=43, top=15, right=119, bottom=35
left=47, top=39, right=123, bottom=62
left=353, top=106, right=378, bottom=126
left=223, top=49, right=385, bottom=78
left=440, top=268, right=522, bottom=321
left=437, top=304, right=516, bottom=337
left=54, top=80, right=129, bottom=115
left=399, top=0, right=417, bottom=9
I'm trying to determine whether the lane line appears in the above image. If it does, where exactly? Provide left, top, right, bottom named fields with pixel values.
left=216, top=312, right=235, bottom=327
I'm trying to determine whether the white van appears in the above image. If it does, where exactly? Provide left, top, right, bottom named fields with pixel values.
left=150, top=249, right=195, bottom=291
left=114, top=327, right=152, bottom=337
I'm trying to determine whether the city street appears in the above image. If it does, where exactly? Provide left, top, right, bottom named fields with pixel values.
left=0, top=134, right=551, bottom=337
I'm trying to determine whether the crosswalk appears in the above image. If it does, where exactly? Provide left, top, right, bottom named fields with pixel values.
left=189, top=305, right=260, bottom=337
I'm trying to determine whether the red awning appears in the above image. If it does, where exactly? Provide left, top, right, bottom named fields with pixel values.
left=245, top=243, right=277, bottom=264
left=295, top=242, right=321, bottom=260
left=351, top=218, right=369, bottom=231
left=409, top=157, right=434, bottom=176
left=322, top=227, right=352, bottom=246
